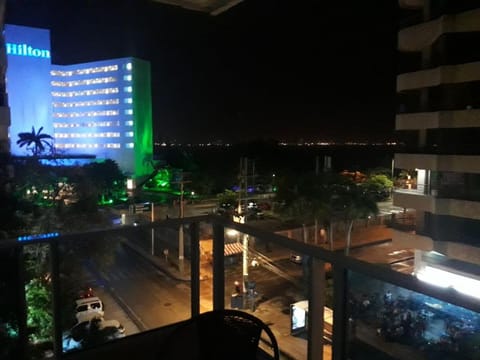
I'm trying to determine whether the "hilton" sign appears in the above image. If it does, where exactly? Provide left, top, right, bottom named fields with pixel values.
left=6, top=42, right=51, bottom=59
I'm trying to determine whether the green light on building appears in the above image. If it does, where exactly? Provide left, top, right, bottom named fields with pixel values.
left=132, top=58, right=153, bottom=180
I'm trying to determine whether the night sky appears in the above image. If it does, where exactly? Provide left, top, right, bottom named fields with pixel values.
left=6, top=0, right=398, bottom=143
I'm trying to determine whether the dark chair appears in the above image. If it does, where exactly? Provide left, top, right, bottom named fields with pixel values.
left=158, top=309, right=280, bottom=360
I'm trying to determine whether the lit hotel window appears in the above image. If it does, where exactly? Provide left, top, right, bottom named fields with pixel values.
left=54, top=121, right=120, bottom=128
left=124, top=98, right=133, bottom=104
left=52, top=99, right=119, bottom=107
left=125, top=109, right=133, bottom=115
left=125, top=120, right=134, bottom=126
left=51, top=77, right=117, bottom=87
left=51, top=88, right=119, bottom=97
left=124, top=75, right=132, bottom=81
left=125, top=131, right=134, bottom=137
left=53, top=110, right=119, bottom=118
left=52, top=123, right=81, bottom=128
left=58, top=143, right=118, bottom=149
left=106, top=143, right=121, bottom=149
left=126, top=63, right=132, bottom=71
left=124, top=86, right=132, bottom=93
left=50, top=65, right=118, bottom=77
left=54, top=132, right=120, bottom=138
left=126, top=143, right=134, bottom=149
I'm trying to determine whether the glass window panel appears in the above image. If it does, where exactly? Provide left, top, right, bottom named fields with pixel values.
left=346, top=271, right=480, bottom=359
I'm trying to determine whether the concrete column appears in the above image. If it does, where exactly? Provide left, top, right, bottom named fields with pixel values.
left=307, top=258, right=325, bottom=360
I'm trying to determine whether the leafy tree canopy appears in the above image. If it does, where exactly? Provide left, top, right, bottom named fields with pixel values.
left=25, top=278, right=53, bottom=343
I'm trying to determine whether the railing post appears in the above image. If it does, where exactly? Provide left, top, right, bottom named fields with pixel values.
left=190, top=221, right=200, bottom=317
left=16, top=245, right=28, bottom=360
left=307, top=257, right=325, bottom=360
left=50, top=239, right=63, bottom=358
left=332, top=265, right=347, bottom=360
left=212, top=223, right=225, bottom=311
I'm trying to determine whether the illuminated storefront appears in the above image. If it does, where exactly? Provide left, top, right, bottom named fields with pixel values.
left=5, top=24, right=152, bottom=177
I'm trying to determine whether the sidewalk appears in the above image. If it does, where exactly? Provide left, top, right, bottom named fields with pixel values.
left=327, top=224, right=393, bottom=252
left=254, top=297, right=332, bottom=360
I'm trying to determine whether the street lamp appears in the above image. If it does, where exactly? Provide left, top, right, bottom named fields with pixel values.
left=178, top=181, right=185, bottom=274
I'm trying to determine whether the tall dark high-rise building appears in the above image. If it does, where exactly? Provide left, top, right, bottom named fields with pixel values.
left=394, top=1, right=480, bottom=260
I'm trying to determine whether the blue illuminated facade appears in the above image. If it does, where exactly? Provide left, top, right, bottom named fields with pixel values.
left=4, top=24, right=153, bottom=177
left=5, top=24, right=53, bottom=155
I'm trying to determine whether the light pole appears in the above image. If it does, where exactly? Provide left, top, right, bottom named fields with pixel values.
left=150, top=202, right=155, bottom=255
left=178, top=180, right=185, bottom=274
left=171, top=171, right=191, bottom=275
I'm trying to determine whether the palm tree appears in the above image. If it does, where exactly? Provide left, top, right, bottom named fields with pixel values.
left=286, top=196, right=330, bottom=244
left=16, top=126, right=53, bottom=156
left=332, top=181, right=379, bottom=255
left=276, top=171, right=332, bottom=248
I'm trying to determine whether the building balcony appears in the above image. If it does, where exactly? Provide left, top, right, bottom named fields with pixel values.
left=398, top=8, right=480, bottom=52
left=393, top=187, right=435, bottom=212
left=394, top=187, right=480, bottom=221
left=396, top=109, right=480, bottom=130
left=2, top=215, right=480, bottom=360
left=397, top=61, right=480, bottom=92
left=395, top=153, right=480, bottom=174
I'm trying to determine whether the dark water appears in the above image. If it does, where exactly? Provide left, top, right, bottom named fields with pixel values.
left=155, top=143, right=397, bottom=177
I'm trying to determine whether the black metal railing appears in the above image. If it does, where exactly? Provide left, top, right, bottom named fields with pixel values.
left=2, top=215, right=480, bottom=360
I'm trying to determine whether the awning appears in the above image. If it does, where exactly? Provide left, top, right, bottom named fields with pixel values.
left=224, top=242, right=244, bottom=256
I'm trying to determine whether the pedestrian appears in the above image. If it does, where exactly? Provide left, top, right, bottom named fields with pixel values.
left=234, top=281, right=241, bottom=294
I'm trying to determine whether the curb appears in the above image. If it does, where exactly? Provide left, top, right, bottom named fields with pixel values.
left=332, top=237, right=392, bottom=252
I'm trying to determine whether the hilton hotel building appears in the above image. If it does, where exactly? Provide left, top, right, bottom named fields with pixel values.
left=5, top=24, right=153, bottom=178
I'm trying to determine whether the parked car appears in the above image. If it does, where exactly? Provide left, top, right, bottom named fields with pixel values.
left=247, top=208, right=264, bottom=220
left=257, top=202, right=271, bottom=211
left=63, top=317, right=126, bottom=352
left=78, top=287, right=94, bottom=299
left=75, top=296, right=104, bottom=323
left=290, top=254, right=303, bottom=264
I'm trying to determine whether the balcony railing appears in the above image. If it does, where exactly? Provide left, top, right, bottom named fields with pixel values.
left=1, top=215, right=480, bottom=360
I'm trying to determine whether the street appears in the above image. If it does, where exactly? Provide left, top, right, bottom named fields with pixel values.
left=86, top=238, right=308, bottom=330
left=90, top=244, right=192, bottom=330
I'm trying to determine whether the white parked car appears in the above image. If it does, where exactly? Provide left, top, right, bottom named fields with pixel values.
left=75, top=297, right=104, bottom=323
left=290, top=254, right=303, bottom=264
left=63, top=317, right=126, bottom=352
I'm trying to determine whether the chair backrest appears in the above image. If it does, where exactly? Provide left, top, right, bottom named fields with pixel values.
left=158, top=309, right=280, bottom=360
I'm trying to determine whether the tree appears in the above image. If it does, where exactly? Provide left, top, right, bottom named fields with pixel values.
left=361, top=174, right=393, bottom=201
left=284, top=196, right=330, bottom=245
left=25, top=278, right=53, bottom=343
left=276, top=171, right=378, bottom=254
left=331, top=181, right=379, bottom=255
left=276, top=172, right=338, bottom=246
left=16, top=127, right=53, bottom=157
left=83, top=160, right=125, bottom=204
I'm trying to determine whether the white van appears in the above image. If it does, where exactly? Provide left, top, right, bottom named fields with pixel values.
left=75, top=297, right=104, bottom=323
